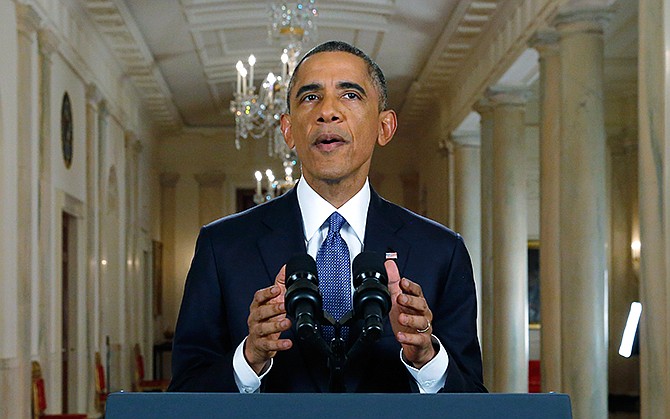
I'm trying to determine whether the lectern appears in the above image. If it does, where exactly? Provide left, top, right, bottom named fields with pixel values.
left=105, top=392, right=572, bottom=419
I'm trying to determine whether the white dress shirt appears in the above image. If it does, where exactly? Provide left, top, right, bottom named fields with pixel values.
left=233, top=178, right=448, bottom=393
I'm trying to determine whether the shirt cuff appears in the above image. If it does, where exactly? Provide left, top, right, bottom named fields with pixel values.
left=400, top=334, right=449, bottom=393
left=233, top=337, right=273, bottom=393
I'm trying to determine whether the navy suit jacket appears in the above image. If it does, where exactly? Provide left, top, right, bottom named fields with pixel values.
left=169, top=186, right=485, bottom=393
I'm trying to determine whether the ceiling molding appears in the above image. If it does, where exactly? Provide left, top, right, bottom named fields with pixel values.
left=83, top=0, right=183, bottom=132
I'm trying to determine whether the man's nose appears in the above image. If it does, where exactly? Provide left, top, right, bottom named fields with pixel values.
left=316, top=95, right=341, bottom=123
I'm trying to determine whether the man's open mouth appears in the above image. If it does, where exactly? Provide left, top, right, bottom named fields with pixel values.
left=315, top=134, right=345, bottom=145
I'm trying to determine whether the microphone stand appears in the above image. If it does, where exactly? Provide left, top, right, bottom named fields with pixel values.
left=299, top=309, right=381, bottom=393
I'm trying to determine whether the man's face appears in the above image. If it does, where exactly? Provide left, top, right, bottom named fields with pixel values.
left=280, top=51, right=396, bottom=189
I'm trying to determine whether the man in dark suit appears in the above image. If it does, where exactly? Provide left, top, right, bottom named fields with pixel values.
left=169, top=41, right=485, bottom=393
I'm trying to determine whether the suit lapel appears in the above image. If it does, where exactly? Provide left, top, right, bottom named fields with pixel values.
left=257, top=187, right=306, bottom=282
left=363, top=189, right=410, bottom=275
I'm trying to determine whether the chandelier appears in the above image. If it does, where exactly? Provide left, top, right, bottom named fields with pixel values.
left=253, top=162, right=298, bottom=204
left=230, top=1, right=318, bottom=203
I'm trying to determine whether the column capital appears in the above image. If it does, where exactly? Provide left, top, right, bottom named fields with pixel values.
left=16, top=3, right=41, bottom=36
left=529, top=29, right=560, bottom=56
left=437, top=138, right=454, bottom=157
left=473, top=98, right=494, bottom=117
left=553, top=6, right=611, bottom=34
left=86, top=83, right=104, bottom=107
left=486, top=86, right=531, bottom=107
left=451, top=130, right=481, bottom=147
left=160, top=172, right=180, bottom=188
left=37, top=27, right=59, bottom=57
left=194, top=172, right=226, bottom=187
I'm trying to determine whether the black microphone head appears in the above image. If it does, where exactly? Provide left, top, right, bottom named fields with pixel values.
left=286, top=253, right=318, bottom=286
left=352, top=251, right=387, bottom=287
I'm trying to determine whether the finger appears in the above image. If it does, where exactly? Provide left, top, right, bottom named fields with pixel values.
left=397, top=331, right=432, bottom=347
left=397, top=294, right=429, bottom=314
left=256, top=337, right=293, bottom=352
left=251, top=302, right=287, bottom=324
left=398, top=313, right=431, bottom=332
left=252, top=317, right=292, bottom=338
left=275, top=265, right=286, bottom=289
left=385, top=260, right=402, bottom=299
left=400, top=277, right=424, bottom=297
left=251, top=285, right=282, bottom=308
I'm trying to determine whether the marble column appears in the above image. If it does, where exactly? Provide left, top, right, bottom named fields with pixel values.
left=12, top=5, right=41, bottom=418
left=450, top=131, right=482, bottom=340
left=530, top=30, right=562, bottom=393
left=638, top=0, right=670, bottom=416
left=124, top=132, right=141, bottom=365
left=85, top=83, right=103, bottom=415
left=475, top=99, right=495, bottom=389
left=488, top=87, right=529, bottom=393
left=160, top=173, right=180, bottom=334
left=36, top=27, right=59, bottom=384
left=554, top=8, right=609, bottom=419
left=193, top=172, right=226, bottom=226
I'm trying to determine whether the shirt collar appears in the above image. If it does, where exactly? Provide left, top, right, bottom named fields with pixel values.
left=297, top=177, right=370, bottom=243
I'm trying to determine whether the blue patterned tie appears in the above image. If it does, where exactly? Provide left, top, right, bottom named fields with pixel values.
left=316, top=212, right=352, bottom=341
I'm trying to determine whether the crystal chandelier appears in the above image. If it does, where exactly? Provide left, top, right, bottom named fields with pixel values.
left=230, top=2, right=318, bottom=203
left=253, top=161, right=298, bottom=204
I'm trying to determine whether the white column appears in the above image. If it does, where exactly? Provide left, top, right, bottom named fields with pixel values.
left=554, top=8, right=609, bottom=419
left=450, top=131, right=482, bottom=340
left=124, top=131, right=141, bottom=375
left=474, top=99, right=494, bottom=389
left=85, top=83, right=103, bottom=415
left=36, top=27, right=59, bottom=389
left=638, top=0, right=670, bottom=417
left=488, top=87, right=529, bottom=393
left=530, top=30, right=562, bottom=393
left=193, top=172, right=226, bottom=226
left=0, top=4, right=40, bottom=417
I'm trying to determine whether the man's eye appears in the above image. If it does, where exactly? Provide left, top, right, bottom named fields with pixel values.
left=343, top=92, right=360, bottom=100
left=302, top=94, right=319, bottom=102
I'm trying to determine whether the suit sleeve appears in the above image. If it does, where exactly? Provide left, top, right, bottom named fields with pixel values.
left=435, top=235, right=487, bottom=393
left=168, top=226, right=238, bottom=392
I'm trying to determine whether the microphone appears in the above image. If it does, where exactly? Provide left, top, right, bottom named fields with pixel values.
left=285, top=253, right=322, bottom=339
left=352, top=251, right=391, bottom=342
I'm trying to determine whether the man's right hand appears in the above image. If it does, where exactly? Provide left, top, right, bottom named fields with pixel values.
left=244, top=265, right=293, bottom=375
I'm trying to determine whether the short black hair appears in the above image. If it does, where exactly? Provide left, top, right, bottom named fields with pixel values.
left=286, top=40, right=388, bottom=113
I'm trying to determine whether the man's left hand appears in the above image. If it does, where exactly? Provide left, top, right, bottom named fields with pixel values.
left=385, top=260, right=436, bottom=369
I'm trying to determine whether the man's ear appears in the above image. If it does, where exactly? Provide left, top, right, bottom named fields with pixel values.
left=280, top=113, right=294, bottom=149
left=377, top=109, right=397, bottom=147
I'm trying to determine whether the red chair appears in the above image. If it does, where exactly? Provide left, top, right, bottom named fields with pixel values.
left=133, top=343, right=170, bottom=392
left=528, top=360, right=541, bottom=393
left=31, top=361, right=87, bottom=419
left=93, top=352, right=108, bottom=413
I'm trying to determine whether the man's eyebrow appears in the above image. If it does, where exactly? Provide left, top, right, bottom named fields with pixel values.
left=338, top=81, right=367, bottom=97
left=294, top=83, right=323, bottom=100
